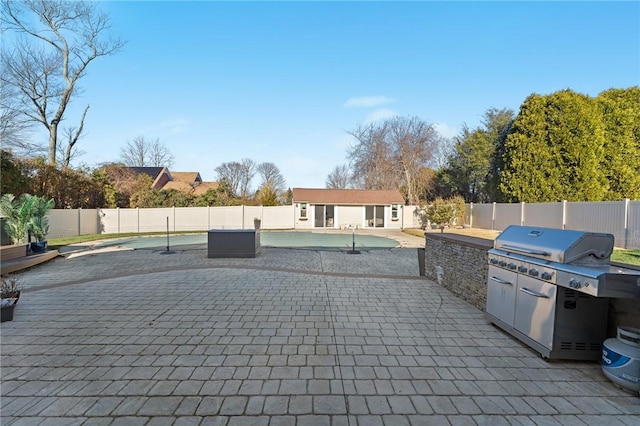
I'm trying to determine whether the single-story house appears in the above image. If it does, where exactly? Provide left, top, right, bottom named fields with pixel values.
left=292, top=188, right=406, bottom=229
left=129, top=167, right=219, bottom=196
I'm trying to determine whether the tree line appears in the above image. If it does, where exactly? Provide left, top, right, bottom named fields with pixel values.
left=329, top=87, right=639, bottom=204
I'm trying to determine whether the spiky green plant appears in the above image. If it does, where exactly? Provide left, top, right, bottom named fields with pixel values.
left=0, top=194, right=34, bottom=244
left=28, top=196, right=55, bottom=242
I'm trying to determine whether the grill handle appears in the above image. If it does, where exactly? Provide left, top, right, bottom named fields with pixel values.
left=519, top=287, right=550, bottom=298
left=500, top=244, right=551, bottom=257
left=490, top=276, right=513, bottom=285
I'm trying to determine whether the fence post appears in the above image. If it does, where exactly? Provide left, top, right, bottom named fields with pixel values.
left=623, top=198, right=630, bottom=249
left=137, top=207, right=140, bottom=233
left=469, top=202, right=473, bottom=228
left=491, top=202, right=496, bottom=230
left=520, top=202, right=525, bottom=226
left=77, top=208, right=81, bottom=237
left=561, top=200, right=567, bottom=229
left=117, top=207, right=120, bottom=234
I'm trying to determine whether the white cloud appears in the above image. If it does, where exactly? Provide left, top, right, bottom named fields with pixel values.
left=343, top=95, right=396, bottom=108
left=433, top=122, right=459, bottom=139
left=364, top=108, right=398, bottom=124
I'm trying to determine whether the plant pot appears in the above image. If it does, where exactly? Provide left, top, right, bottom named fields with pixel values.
left=1, top=292, right=20, bottom=323
left=30, top=240, right=47, bottom=253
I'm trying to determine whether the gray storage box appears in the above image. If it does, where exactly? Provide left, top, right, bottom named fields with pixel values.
left=208, top=229, right=260, bottom=258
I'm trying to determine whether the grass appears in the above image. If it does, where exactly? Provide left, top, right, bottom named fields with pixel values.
left=611, top=249, right=640, bottom=266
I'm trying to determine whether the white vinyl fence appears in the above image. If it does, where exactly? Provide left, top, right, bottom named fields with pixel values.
left=467, top=199, right=640, bottom=249
left=45, top=205, right=423, bottom=240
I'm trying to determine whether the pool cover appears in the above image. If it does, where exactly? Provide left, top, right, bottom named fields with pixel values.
left=94, top=231, right=399, bottom=251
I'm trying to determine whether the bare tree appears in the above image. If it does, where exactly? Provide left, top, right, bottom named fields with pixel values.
left=215, top=162, right=243, bottom=197
left=120, top=136, right=173, bottom=167
left=238, top=158, right=256, bottom=198
left=1, top=0, right=125, bottom=165
left=326, top=164, right=352, bottom=189
left=148, top=139, right=175, bottom=168
left=389, top=116, right=440, bottom=204
left=257, top=162, right=286, bottom=193
left=347, top=116, right=441, bottom=203
left=0, top=76, right=39, bottom=156
left=347, top=121, right=397, bottom=190
left=58, top=105, right=89, bottom=168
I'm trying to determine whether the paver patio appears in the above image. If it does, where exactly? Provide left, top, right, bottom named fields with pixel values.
left=1, top=233, right=638, bottom=425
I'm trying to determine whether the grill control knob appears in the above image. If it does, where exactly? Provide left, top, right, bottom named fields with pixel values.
left=490, top=258, right=499, bottom=264
left=508, top=263, right=517, bottom=270
left=529, top=268, right=539, bottom=277
left=498, top=260, right=507, bottom=267
left=569, top=278, right=582, bottom=289
left=541, top=271, right=553, bottom=280
left=518, top=266, right=528, bottom=273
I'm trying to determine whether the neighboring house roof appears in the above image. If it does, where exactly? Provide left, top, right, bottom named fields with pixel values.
left=171, top=172, right=202, bottom=184
left=193, top=182, right=219, bottom=196
left=292, top=188, right=404, bottom=205
left=127, top=166, right=217, bottom=195
left=129, top=166, right=164, bottom=179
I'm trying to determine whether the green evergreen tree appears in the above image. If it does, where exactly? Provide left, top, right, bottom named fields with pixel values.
left=597, top=87, right=640, bottom=200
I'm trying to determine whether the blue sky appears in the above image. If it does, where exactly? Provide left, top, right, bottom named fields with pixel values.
left=55, top=0, right=639, bottom=189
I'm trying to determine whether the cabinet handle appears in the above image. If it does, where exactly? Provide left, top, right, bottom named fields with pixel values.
left=519, top=287, right=549, bottom=298
left=490, top=276, right=513, bottom=285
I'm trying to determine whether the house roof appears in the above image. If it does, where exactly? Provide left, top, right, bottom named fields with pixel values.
left=170, top=172, right=202, bottom=184
left=292, top=188, right=404, bottom=205
left=193, top=182, right=219, bottom=196
left=129, top=167, right=165, bottom=180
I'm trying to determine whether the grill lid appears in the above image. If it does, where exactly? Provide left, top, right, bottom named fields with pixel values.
left=494, top=225, right=614, bottom=264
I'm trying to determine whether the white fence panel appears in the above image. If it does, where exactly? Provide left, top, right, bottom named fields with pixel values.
left=80, top=209, right=99, bottom=235
left=209, top=206, right=243, bottom=229
left=472, top=204, right=494, bottom=229
left=523, top=203, right=563, bottom=228
left=175, top=207, right=208, bottom=231
left=244, top=206, right=263, bottom=229
left=262, top=206, right=294, bottom=229
left=494, top=203, right=521, bottom=230
left=565, top=201, right=626, bottom=246
left=118, top=209, right=140, bottom=233
left=402, top=206, right=422, bottom=228
left=47, top=210, right=78, bottom=239
left=628, top=201, right=640, bottom=249
left=138, top=208, right=174, bottom=233
left=99, top=209, right=119, bottom=234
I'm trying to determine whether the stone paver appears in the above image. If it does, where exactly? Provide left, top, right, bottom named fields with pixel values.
left=1, top=238, right=638, bottom=425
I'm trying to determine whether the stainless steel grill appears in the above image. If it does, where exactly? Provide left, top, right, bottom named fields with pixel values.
left=486, top=225, right=640, bottom=360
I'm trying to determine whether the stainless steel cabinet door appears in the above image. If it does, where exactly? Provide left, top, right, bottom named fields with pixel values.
left=514, top=276, right=557, bottom=349
left=486, top=265, right=517, bottom=326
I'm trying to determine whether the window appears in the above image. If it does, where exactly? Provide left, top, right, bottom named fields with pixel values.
left=300, top=203, right=307, bottom=219
left=391, top=204, right=399, bottom=221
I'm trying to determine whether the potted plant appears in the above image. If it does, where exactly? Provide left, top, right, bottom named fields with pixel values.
left=1, top=276, right=21, bottom=322
left=28, top=195, right=55, bottom=253
left=0, top=193, right=33, bottom=253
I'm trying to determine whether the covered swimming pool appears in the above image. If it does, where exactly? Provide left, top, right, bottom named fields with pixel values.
left=94, top=231, right=399, bottom=251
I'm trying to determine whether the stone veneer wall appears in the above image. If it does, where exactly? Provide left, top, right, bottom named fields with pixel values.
left=424, top=233, right=491, bottom=311
left=423, top=232, right=640, bottom=337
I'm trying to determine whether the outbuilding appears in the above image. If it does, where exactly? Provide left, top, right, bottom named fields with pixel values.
left=292, top=188, right=405, bottom=229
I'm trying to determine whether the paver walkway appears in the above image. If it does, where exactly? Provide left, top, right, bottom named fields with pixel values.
left=1, top=239, right=638, bottom=425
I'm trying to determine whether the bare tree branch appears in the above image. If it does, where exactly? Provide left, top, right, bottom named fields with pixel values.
left=59, top=104, right=89, bottom=168
left=1, top=0, right=125, bottom=165
left=326, top=164, right=352, bottom=189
